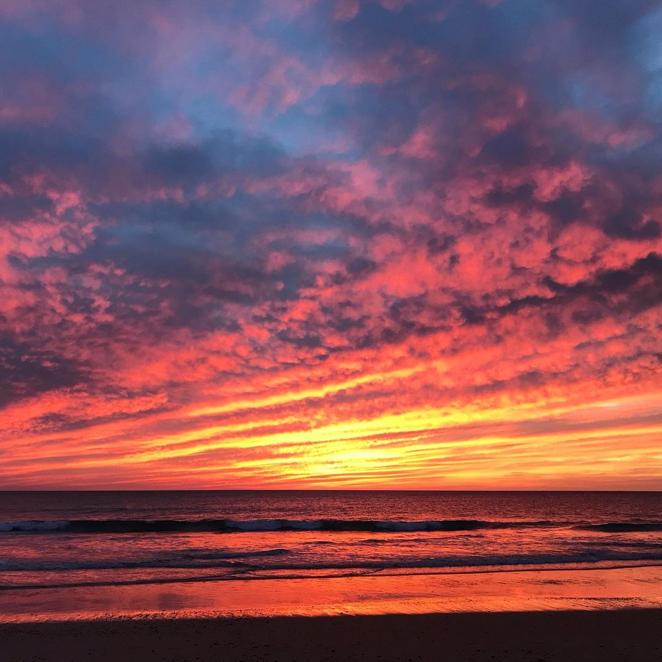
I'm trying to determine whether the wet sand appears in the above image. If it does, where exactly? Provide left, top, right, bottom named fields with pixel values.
left=2, top=609, right=662, bottom=662
left=4, top=563, right=662, bottom=620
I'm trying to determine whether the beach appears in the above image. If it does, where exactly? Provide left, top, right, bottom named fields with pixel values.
left=3, top=610, right=662, bottom=662
left=2, top=565, right=662, bottom=661
left=3, top=493, right=662, bottom=659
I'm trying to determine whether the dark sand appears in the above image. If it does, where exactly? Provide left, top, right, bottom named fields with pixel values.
left=3, top=610, right=662, bottom=662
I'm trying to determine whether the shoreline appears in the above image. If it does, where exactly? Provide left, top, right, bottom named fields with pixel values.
left=3, top=563, right=662, bottom=622
left=4, top=558, right=662, bottom=593
left=3, top=609, right=662, bottom=661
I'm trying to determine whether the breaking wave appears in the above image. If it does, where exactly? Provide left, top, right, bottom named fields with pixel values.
left=0, top=518, right=561, bottom=534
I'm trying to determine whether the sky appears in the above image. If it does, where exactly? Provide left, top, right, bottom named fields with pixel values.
left=1, top=0, right=661, bottom=490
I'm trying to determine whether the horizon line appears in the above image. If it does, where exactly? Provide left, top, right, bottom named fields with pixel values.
left=2, top=488, right=661, bottom=493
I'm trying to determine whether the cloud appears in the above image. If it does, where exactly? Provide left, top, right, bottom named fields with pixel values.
left=0, top=0, right=661, bottom=488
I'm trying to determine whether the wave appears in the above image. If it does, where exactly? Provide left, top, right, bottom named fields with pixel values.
left=0, top=518, right=560, bottom=534
left=4, top=553, right=662, bottom=590
left=4, top=517, right=662, bottom=536
left=575, top=522, right=662, bottom=533
left=0, top=548, right=290, bottom=572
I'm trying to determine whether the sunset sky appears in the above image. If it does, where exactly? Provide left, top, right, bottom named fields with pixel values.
left=1, top=0, right=661, bottom=490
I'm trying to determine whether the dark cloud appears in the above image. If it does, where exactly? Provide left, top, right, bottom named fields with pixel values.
left=604, top=211, right=660, bottom=240
left=0, top=336, right=88, bottom=407
left=0, top=195, right=54, bottom=222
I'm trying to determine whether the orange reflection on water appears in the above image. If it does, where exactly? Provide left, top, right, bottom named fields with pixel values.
left=3, top=564, right=662, bottom=623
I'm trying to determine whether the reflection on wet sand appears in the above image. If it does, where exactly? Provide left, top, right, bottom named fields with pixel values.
left=2, top=564, right=662, bottom=622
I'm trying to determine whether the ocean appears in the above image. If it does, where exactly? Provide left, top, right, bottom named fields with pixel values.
left=2, top=491, right=662, bottom=620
